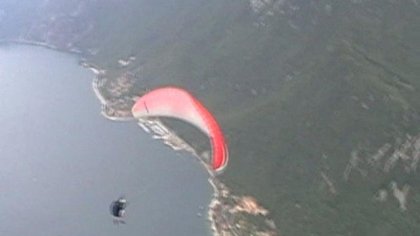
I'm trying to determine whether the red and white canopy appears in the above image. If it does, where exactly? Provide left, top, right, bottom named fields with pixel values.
left=132, top=87, right=228, bottom=173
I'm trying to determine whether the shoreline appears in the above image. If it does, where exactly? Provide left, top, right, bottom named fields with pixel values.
left=134, top=118, right=223, bottom=235
left=91, top=75, right=135, bottom=122
left=0, top=39, right=84, bottom=55
left=133, top=119, right=278, bottom=235
left=2, top=39, right=278, bottom=235
left=84, top=62, right=239, bottom=235
left=82, top=58, right=279, bottom=236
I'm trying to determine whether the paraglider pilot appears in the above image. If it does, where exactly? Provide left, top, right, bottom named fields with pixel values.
left=110, top=197, right=127, bottom=224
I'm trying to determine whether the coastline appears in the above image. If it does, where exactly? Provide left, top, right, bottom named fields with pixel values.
left=90, top=71, right=135, bottom=122
left=1, top=40, right=221, bottom=233
left=83, top=61, right=234, bottom=235
left=134, top=118, right=225, bottom=235
left=0, top=38, right=83, bottom=55
left=1, top=40, right=278, bottom=235
left=132, top=119, right=278, bottom=235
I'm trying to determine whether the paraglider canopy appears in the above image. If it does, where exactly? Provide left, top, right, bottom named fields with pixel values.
left=132, top=86, right=229, bottom=173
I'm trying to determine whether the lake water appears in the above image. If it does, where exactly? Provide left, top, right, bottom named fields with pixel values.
left=0, top=44, right=212, bottom=236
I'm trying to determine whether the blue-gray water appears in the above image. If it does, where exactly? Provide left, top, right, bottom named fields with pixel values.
left=0, top=44, right=212, bottom=236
